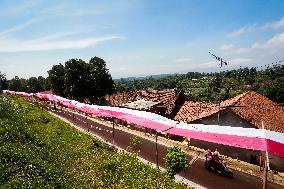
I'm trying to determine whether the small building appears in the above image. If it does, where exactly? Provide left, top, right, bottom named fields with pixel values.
left=175, top=91, right=284, bottom=171
left=122, top=99, right=164, bottom=114
left=104, top=88, right=188, bottom=118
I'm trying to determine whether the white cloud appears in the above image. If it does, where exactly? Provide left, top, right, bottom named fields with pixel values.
left=252, top=31, right=284, bottom=49
left=262, top=17, right=284, bottom=29
left=0, top=19, right=37, bottom=37
left=229, top=25, right=257, bottom=37
left=229, top=17, right=284, bottom=37
left=0, top=0, right=39, bottom=15
left=220, top=44, right=250, bottom=54
left=220, top=44, right=234, bottom=50
left=0, top=35, right=125, bottom=52
left=174, top=57, right=192, bottom=62
left=229, top=58, right=252, bottom=66
left=221, top=31, right=284, bottom=55
left=40, top=4, right=103, bottom=17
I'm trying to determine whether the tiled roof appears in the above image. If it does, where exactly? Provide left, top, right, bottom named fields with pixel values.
left=105, top=89, right=184, bottom=114
left=175, top=92, right=284, bottom=133
left=174, top=101, right=217, bottom=122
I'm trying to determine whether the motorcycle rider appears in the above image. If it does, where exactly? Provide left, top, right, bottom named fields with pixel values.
left=206, top=149, right=213, bottom=161
left=212, top=149, right=222, bottom=173
left=213, top=149, right=220, bottom=162
left=205, top=148, right=233, bottom=177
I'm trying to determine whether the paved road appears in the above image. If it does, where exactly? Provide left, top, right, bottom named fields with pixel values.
left=45, top=105, right=283, bottom=189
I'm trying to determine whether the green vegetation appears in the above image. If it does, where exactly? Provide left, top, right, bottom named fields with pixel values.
left=115, top=64, right=284, bottom=104
left=0, top=95, right=187, bottom=188
left=2, top=60, right=283, bottom=104
left=127, top=135, right=141, bottom=154
left=48, top=57, right=114, bottom=103
left=1, top=56, right=114, bottom=104
left=164, top=146, right=188, bottom=179
left=0, top=72, right=8, bottom=91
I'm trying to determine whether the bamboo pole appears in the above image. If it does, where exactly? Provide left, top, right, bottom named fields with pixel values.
left=262, top=121, right=268, bottom=189
left=112, top=117, right=115, bottom=145
left=156, top=133, right=159, bottom=168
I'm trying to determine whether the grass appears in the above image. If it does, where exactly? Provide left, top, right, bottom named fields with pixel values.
left=0, top=95, right=189, bottom=189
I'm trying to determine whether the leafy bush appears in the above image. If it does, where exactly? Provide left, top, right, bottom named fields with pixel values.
left=164, top=146, right=189, bottom=179
left=127, top=135, right=141, bottom=154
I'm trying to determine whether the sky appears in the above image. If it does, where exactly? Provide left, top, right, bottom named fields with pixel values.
left=0, top=0, right=284, bottom=79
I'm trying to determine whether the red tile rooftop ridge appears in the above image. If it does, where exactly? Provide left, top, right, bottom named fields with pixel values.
left=175, top=91, right=284, bottom=133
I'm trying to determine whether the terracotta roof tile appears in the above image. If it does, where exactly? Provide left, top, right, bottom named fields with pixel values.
left=175, top=91, right=284, bottom=133
left=105, top=89, right=186, bottom=114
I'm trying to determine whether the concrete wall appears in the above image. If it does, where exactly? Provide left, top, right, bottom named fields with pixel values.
left=192, top=109, right=252, bottom=128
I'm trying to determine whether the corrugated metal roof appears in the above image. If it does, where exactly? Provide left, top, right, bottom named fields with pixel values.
left=122, top=99, right=160, bottom=110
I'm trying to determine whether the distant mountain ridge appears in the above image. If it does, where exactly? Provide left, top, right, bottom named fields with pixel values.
left=114, top=73, right=177, bottom=81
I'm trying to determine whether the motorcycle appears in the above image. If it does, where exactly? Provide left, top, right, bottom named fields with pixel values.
left=205, top=154, right=233, bottom=177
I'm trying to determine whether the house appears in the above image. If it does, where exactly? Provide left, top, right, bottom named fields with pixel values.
left=104, top=88, right=188, bottom=118
left=175, top=91, right=284, bottom=171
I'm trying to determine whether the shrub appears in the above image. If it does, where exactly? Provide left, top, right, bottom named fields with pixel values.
left=127, top=135, right=141, bottom=154
left=164, top=145, right=188, bottom=179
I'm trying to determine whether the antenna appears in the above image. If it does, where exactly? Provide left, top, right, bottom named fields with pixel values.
left=209, top=52, right=229, bottom=68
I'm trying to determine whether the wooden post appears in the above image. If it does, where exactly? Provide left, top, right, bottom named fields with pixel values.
left=86, top=116, right=89, bottom=132
left=259, top=153, right=263, bottom=171
left=112, top=118, right=115, bottom=145
left=262, top=121, right=268, bottom=189
left=156, top=133, right=159, bottom=168
left=263, top=156, right=268, bottom=189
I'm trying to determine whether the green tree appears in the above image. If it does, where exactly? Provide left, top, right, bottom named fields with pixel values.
left=88, top=57, right=114, bottom=103
left=48, top=64, right=65, bottom=96
left=8, top=76, right=27, bottom=91
left=164, top=146, right=188, bottom=179
left=37, top=76, right=47, bottom=91
left=0, top=72, right=8, bottom=90
left=27, top=77, right=44, bottom=93
left=64, top=59, right=88, bottom=100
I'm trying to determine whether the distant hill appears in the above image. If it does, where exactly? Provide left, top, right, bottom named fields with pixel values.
left=115, top=73, right=176, bottom=81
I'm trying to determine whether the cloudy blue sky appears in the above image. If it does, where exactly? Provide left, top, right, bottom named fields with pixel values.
left=0, top=0, right=284, bottom=79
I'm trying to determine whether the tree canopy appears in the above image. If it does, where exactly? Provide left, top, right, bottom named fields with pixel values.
left=48, top=64, right=65, bottom=96
left=48, top=56, right=114, bottom=103
left=0, top=72, right=8, bottom=91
